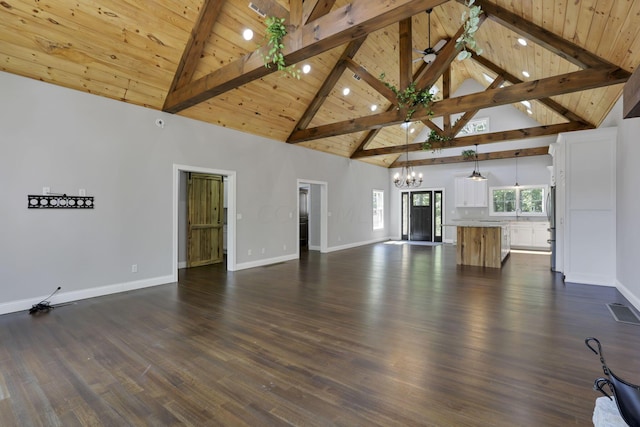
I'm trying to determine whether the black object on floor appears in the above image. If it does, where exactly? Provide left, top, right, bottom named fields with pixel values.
left=586, top=337, right=640, bottom=427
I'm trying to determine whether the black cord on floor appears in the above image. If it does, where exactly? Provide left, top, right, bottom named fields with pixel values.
left=29, top=286, right=61, bottom=315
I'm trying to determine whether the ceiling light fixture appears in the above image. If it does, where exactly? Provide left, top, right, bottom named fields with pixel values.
left=242, top=29, right=254, bottom=41
left=342, top=87, right=350, bottom=96
left=521, top=100, right=531, bottom=108
left=522, top=70, right=530, bottom=78
left=302, top=64, right=311, bottom=74
left=526, top=109, right=533, bottom=115
left=393, top=123, right=423, bottom=188
left=467, top=144, right=487, bottom=181
left=517, top=38, right=528, bottom=46
left=371, top=104, right=378, bottom=112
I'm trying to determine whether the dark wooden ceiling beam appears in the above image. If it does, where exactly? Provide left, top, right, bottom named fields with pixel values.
left=167, top=0, right=226, bottom=93
left=442, top=67, right=451, bottom=132
left=352, top=122, right=591, bottom=158
left=287, top=38, right=367, bottom=135
left=466, top=0, right=617, bottom=70
left=391, top=146, right=550, bottom=168
left=303, top=0, right=337, bottom=25
left=163, top=0, right=449, bottom=113
left=624, top=65, right=640, bottom=118
left=399, top=18, right=413, bottom=90
left=471, top=53, right=593, bottom=125
left=343, top=58, right=396, bottom=101
left=289, top=66, right=627, bottom=143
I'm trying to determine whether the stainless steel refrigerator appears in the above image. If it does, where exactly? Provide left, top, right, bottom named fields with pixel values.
left=546, top=186, right=556, bottom=271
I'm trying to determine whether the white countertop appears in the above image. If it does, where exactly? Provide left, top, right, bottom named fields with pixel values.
left=443, top=221, right=509, bottom=227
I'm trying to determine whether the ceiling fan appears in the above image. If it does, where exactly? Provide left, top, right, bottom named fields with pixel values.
left=413, top=9, right=447, bottom=64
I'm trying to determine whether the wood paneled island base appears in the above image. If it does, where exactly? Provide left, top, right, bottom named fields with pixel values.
left=456, top=225, right=509, bottom=268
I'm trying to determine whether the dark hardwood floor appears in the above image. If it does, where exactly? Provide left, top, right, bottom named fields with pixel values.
left=1, top=243, right=639, bottom=426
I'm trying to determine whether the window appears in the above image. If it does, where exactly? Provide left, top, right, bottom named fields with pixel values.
left=457, top=117, right=490, bottom=136
left=373, top=190, right=384, bottom=230
left=489, top=185, right=547, bottom=216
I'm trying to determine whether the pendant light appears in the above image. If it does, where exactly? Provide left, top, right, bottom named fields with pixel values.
left=467, top=144, right=487, bottom=181
left=514, top=151, right=520, bottom=187
left=393, top=123, right=423, bottom=188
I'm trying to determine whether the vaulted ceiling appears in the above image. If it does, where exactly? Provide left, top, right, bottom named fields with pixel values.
left=1, top=0, right=637, bottom=167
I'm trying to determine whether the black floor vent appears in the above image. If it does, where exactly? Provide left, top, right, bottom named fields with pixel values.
left=607, top=303, right=640, bottom=325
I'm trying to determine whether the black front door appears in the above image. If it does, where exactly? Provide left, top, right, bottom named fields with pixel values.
left=410, top=192, right=432, bottom=241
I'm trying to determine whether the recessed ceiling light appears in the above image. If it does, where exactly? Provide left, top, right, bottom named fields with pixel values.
left=410, top=128, right=416, bottom=134
left=521, top=100, right=531, bottom=108
left=527, top=109, right=533, bottom=115
left=522, top=70, right=530, bottom=78
left=517, top=38, right=528, bottom=46
left=242, top=29, right=254, bottom=41
left=342, top=87, right=350, bottom=96
left=302, top=64, right=311, bottom=74
left=370, top=104, right=378, bottom=112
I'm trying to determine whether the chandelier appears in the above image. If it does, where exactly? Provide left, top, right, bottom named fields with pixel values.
left=467, top=143, right=487, bottom=181
left=393, top=123, right=423, bottom=188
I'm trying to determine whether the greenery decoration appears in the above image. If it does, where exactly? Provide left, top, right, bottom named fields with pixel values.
left=455, top=0, right=484, bottom=61
left=421, top=130, right=452, bottom=152
left=461, top=149, right=477, bottom=159
left=379, top=73, right=434, bottom=121
left=263, top=16, right=300, bottom=79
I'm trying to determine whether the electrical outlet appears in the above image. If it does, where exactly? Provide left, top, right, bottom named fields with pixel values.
left=283, top=244, right=287, bottom=251
left=248, top=249, right=252, bottom=256
left=43, top=187, right=50, bottom=195
left=79, top=188, right=86, bottom=196
left=131, top=264, right=138, bottom=273
left=261, top=248, right=265, bottom=254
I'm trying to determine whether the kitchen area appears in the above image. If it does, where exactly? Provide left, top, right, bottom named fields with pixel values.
left=443, top=172, right=552, bottom=269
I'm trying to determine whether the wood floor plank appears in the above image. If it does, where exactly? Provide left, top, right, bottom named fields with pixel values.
left=1, top=244, right=639, bottom=425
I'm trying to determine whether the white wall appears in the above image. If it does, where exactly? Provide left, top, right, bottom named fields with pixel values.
left=602, top=97, right=640, bottom=309
left=0, top=71, right=390, bottom=313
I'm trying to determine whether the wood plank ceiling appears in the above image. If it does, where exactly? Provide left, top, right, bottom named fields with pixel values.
left=1, top=0, right=637, bottom=168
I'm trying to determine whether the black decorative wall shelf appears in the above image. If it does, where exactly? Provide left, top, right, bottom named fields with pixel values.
left=28, top=194, right=94, bottom=209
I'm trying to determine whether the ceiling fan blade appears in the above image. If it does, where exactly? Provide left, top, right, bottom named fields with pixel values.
left=413, top=48, right=426, bottom=54
left=413, top=57, right=424, bottom=63
left=433, top=39, right=448, bottom=53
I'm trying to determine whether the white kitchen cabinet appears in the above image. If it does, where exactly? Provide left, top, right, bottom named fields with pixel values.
left=510, top=222, right=550, bottom=250
left=455, top=176, right=488, bottom=207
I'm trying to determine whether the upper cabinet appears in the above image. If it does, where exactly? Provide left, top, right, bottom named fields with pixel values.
left=455, top=176, right=488, bottom=207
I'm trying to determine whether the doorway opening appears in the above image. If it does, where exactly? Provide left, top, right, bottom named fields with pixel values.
left=401, top=189, right=443, bottom=242
left=297, top=179, right=328, bottom=256
left=173, top=165, right=237, bottom=281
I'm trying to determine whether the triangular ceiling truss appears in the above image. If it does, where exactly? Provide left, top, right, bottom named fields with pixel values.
left=163, top=0, right=631, bottom=167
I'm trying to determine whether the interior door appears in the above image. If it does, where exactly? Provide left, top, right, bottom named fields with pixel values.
left=187, top=173, right=224, bottom=267
left=410, top=192, right=432, bottom=241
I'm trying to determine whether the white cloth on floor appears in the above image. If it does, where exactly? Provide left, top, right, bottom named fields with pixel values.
left=593, top=396, right=627, bottom=427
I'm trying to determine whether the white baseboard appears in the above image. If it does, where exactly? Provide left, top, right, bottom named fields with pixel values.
left=235, top=254, right=299, bottom=271
left=564, top=273, right=616, bottom=287
left=0, top=275, right=174, bottom=316
left=308, top=245, right=321, bottom=251
left=325, top=237, right=390, bottom=253
left=616, top=279, right=640, bottom=313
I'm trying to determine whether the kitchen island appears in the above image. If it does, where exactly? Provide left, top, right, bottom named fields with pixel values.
left=445, top=222, right=510, bottom=268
